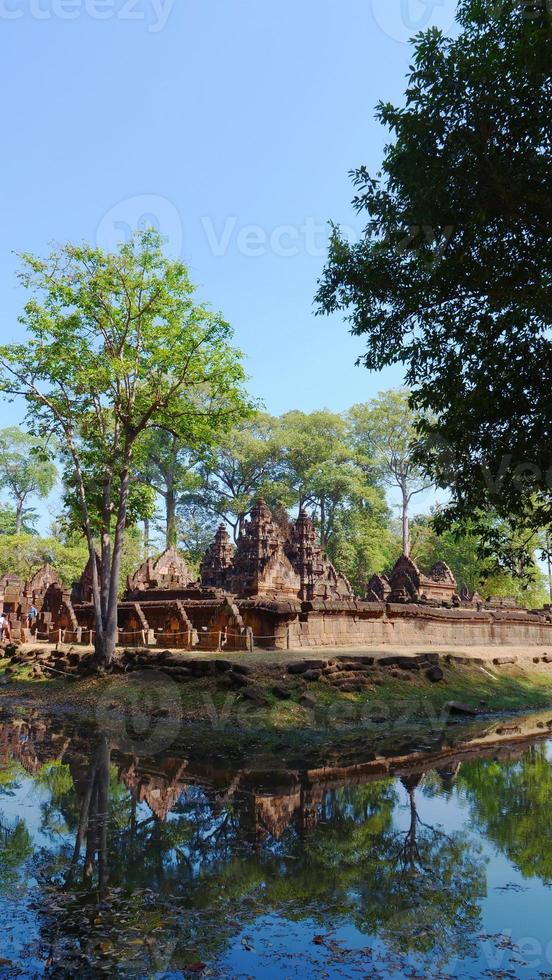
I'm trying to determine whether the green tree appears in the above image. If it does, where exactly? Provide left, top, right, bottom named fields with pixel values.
left=0, top=230, right=251, bottom=667
left=186, top=414, right=285, bottom=541
left=0, top=502, right=38, bottom=535
left=348, top=392, right=433, bottom=556
left=328, top=503, right=397, bottom=593
left=316, top=0, right=552, bottom=575
left=279, top=410, right=350, bottom=512
left=0, top=534, right=90, bottom=586
left=136, top=429, right=197, bottom=550
left=0, top=817, right=33, bottom=894
left=409, top=514, right=548, bottom=607
left=0, top=426, right=57, bottom=535
left=177, top=501, right=218, bottom=568
left=278, top=410, right=380, bottom=549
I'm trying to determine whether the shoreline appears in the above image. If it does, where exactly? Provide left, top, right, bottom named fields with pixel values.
left=3, top=642, right=552, bottom=751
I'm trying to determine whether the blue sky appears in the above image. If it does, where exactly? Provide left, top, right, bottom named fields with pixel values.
left=0, top=0, right=460, bottom=529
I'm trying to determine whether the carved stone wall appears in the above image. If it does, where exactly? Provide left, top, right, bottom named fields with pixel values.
left=366, top=574, right=391, bottom=602
left=387, top=554, right=458, bottom=603
left=127, top=547, right=195, bottom=595
left=230, top=499, right=301, bottom=598
left=201, top=500, right=353, bottom=602
left=200, top=524, right=235, bottom=590
left=71, top=553, right=102, bottom=604
left=285, top=509, right=353, bottom=601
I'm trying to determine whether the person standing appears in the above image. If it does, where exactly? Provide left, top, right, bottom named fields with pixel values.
left=27, top=604, right=37, bottom=632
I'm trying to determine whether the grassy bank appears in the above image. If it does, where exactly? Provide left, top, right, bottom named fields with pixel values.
left=3, top=648, right=552, bottom=732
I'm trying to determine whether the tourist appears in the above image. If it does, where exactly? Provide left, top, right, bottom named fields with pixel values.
left=0, top=613, right=9, bottom=643
left=27, top=604, right=37, bottom=632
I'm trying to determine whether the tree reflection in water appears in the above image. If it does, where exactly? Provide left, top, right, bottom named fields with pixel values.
left=2, top=714, right=551, bottom=976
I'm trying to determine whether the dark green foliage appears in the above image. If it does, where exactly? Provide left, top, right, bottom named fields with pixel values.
left=316, top=0, right=552, bottom=574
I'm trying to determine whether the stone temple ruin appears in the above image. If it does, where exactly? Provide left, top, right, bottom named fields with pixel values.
left=2, top=499, right=552, bottom=650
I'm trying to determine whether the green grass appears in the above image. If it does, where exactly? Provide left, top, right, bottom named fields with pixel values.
left=3, top=656, right=552, bottom=733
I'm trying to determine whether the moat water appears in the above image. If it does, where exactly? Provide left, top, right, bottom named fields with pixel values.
left=2, top=709, right=552, bottom=978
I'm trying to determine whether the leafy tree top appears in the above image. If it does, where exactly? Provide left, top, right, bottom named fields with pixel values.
left=316, top=0, right=552, bottom=571
left=0, top=230, right=252, bottom=663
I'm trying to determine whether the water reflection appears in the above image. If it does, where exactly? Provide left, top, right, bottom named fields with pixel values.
left=1, top=712, right=552, bottom=977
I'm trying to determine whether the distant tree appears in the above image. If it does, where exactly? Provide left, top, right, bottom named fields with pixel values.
left=409, top=514, right=548, bottom=607
left=0, top=502, right=38, bottom=536
left=328, top=502, right=396, bottom=593
left=177, top=501, right=219, bottom=568
left=460, top=744, right=552, bottom=882
left=187, top=414, right=286, bottom=541
left=348, top=392, right=433, bottom=556
left=0, top=817, right=33, bottom=894
left=0, top=534, right=87, bottom=586
left=279, top=410, right=381, bottom=548
left=0, top=231, right=251, bottom=667
left=316, top=0, right=552, bottom=576
left=136, top=429, right=198, bottom=550
left=279, top=410, right=350, bottom=510
left=0, top=426, right=56, bottom=535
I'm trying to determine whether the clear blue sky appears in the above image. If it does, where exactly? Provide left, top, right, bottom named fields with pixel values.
left=1, top=0, right=459, bottom=528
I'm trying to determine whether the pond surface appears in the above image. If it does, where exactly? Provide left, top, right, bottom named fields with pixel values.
left=2, top=711, right=552, bottom=978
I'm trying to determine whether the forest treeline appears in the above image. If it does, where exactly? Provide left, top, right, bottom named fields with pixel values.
left=1, top=390, right=549, bottom=607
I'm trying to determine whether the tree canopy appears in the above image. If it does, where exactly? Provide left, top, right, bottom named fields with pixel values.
left=348, top=392, right=433, bottom=555
left=316, top=0, right=552, bottom=575
left=0, top=426, right=57, bottom=535
left=0, top=230, right=251, bottom=665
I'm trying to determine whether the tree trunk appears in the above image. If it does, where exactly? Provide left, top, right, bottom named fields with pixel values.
left=144, top=516, right=150, bottom=557
left=401, top=487, right=410, bottom=556
left=65, top=760, right=97, bottom=890
left=15, top=497, right=23, bottom=536
left=100, top=445, right=132, bottom=667
left=320, top=496, right=326, bottom=549
left=166, top=486, right=177, bottom=549
left=100, top=532, right=111, bottom=626
left=546, top=532, right=552, bottom=603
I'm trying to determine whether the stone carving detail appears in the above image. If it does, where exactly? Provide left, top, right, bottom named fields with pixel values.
left=0, top=573, right=24, bottom=614
left=388, top=554, right=457, bottom=603
left=25, top=564, right=61, bottom=600
left=200, top=524, right=235, bottom=590
left=460, top=586, right=484, bottom=608
left=72, top=553, right=102, bottom=604
left=38, top=582, right=78, bottom=634
left=230, top=499, right=300, bottom=598
left=429, top=561, right=456, bottom=585
left=203, top=499, right=354, bottom=600
left=286, top=508, right=353, bottom=601
left=388, top=555, right=422, bottom=601
left=366, top=574, right=391, bottom=602
left=127, top=547, right=195, bottom=594
left=19, top=564, right=63, bottom=620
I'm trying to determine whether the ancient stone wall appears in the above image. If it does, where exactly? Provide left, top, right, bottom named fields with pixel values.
left=280, top=603, right=552, bottom=650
